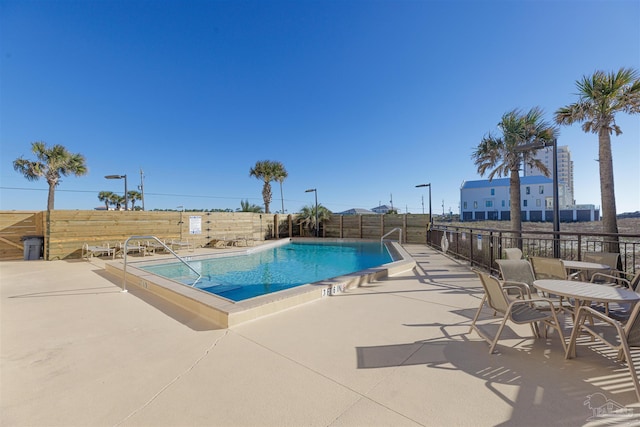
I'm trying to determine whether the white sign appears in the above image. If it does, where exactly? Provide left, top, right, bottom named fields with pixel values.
left=322, top=284, right=345, bottom=297
left=189, top=216, right=202, bottom=235
left=477, top=234, right=482, bottom=250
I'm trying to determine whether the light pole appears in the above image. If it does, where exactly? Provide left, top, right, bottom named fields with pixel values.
left=105, top=174, right=128, bottom=211
left=139, top=168, right=145, bottom=211
left=177, top=205, right=184, bottom=241
left=515, top=138, right=560, bottom=258
left=305, top=188, right=318, bottom=237
left=416, top=183, right=432, bottom=231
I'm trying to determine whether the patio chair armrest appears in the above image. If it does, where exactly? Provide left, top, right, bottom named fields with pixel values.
left=590, top=272, right=630, bottom=287
left=509, top=297, right=556, bottom=311
left=574, top=305, right=625, bottom=332
left=502, top=285, right=525, bottom=299
left=503, top=280, right=532, bottom=298
left=568, top=271, right=581, bottom=280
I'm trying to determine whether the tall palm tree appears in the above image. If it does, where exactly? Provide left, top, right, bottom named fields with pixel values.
left=13, top=141, right=88, bottom=210
left=555, top=68, right=640, bottom=251
left=276, top=170, right=288, bottom=213
left=298, top=204, right=331, bottom=236
left=98, top=191, right=115, bottom=210
left=127, top=190, right=142, bottom=210
left=249, top=160, right=288, bottom=214
left=472, top=108, right=558, bottom=240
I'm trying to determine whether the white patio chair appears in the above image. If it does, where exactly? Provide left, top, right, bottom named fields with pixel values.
left=566, top=303, right=640, bottom=402
left=469, top=269, right=567, bottom=354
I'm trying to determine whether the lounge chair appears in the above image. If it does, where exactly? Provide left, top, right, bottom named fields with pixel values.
left=503, top=248, right=523, bottom=260
left=82, top=243, right=115, bottom=260
left=115, top=241, right=147, bottom=257
left=566, top=302, right=640, bottom=402
left=496, top=259, right=572, bottom=312
left=170, top=239, right=193, bottom=252
left=469, top=269, right=567, bottom=354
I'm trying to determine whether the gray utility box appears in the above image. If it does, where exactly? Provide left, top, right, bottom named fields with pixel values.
left=22, top=236, right=44, bottom=260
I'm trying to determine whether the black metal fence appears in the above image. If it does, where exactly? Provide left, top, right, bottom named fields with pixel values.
left=429, top=224, right=640, bottom=279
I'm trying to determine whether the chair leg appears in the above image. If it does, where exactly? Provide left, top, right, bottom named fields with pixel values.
left=469, top=294, right=487, bottom=334
left=548, top=311, right=567, bottom=354
left=620, top=343, right=640, bottom=402
left=488, top=316, right=510, bottom=354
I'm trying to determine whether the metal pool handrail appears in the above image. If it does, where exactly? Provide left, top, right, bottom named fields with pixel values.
left=121, top=235, right=202, bottom=292
left=381, top=228, right=402, bottom=244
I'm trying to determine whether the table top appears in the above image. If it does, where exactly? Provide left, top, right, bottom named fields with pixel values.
left=562, top=260, right=610, bottom=270
left=534, top=279, right=640, bottom=303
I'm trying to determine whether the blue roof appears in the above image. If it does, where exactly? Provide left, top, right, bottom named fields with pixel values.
left=461, top=175, right=552, bottom=189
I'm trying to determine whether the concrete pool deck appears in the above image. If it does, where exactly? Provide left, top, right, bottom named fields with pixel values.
left=3, top=244, right=640, bottom=426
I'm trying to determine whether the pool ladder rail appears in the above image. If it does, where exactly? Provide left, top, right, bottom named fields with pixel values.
left=120, top=235, right=202, bottom=293
left=381, top=228, right=402, bottom=244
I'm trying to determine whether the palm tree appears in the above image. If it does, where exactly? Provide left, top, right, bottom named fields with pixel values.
left=555, top=68, right=640, bottom=251
left=298, top=204, right=331, bottom=236
left=249, top=160, right=288, bottom=214
left=13, top=141, right=88, bottom=210
left=110, top=193, right=124, bottom=210
left=276, top=170, right=288, bottom=213
left=472, top=108, right=558, bottom=241
left=127, top=190, right=142, bottom=210
left=98, top=191, right=115, bottom=210
left=238, top=199, right=264, bottom=213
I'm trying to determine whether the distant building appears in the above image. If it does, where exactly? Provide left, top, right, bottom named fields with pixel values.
left=371, top=205, right=395, bottom=214
left=524, top=145, right=574, bottom=207
left=459, top=176, right=598, bottom=222
left=337, top=208, right=376, bottom=215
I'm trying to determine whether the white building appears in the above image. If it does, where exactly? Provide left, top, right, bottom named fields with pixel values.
left=523, top=145, right=574, bottom=207
left=459, top=175, right=597, bottom=222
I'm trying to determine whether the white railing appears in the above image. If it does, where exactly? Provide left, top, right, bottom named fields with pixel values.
left=121, top=235, right=202, bottom=292
left=381, top=227, right=402, bottom=244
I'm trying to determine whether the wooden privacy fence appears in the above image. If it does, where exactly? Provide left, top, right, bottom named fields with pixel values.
left=324, top=214, right=431, bottom=243
left=0, top=211, right=45, bottom=260
left=0, top=211, right=432, bottom=260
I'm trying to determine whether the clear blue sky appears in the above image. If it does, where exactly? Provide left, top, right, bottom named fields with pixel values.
left=1, top=0, right=639, bottom=214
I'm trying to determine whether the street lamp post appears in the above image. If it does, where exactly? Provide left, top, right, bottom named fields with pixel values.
left=305, top=188, right=318, bottom=237
left=416, top=183, right=432, bottom=232
left=177, top=205, right=184, bottom=241
left=515, top=138, right=560, bottom=258
left=105, top=174, right=128, bottom=211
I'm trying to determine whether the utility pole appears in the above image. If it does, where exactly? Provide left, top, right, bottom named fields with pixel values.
left=139, top=168, right=145, bottom=211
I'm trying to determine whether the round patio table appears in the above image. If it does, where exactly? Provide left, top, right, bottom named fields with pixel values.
left=562, top=260, right=611, bottom=281
left=562, top=260, right=610, bottom=271
left=533, top=279, right=640, bottom=316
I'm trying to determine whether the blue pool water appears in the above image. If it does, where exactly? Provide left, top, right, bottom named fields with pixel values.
left=140, top=241, right=393, bottom=302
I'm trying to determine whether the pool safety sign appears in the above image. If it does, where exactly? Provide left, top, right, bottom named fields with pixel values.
left=189, top=216, right=202, bottom=235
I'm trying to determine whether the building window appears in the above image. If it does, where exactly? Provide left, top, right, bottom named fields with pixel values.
left=523, top=200, right=528, bottom=207
left=486, top=200, right=493, bottom=207
left=463, top=201, right=467, bottom=209
left=539, top=186, right=544, bottom=194
left=490, top=188, right=495, bottom=195
left=536, top=199, right=541, bottom=207
left=474, top=201, right=478, bottom=209
left=501, top=200, right=505, bottom=207
left=526, top=186, right=530, bottom=195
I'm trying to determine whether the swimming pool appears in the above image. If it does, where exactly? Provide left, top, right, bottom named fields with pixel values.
left=106, top=238, right=415, bottom=327
left=140, top=240, right=393, bottom=301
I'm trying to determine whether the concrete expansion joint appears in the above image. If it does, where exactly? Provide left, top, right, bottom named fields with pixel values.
left=113, top=330, right=230, bottom=426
